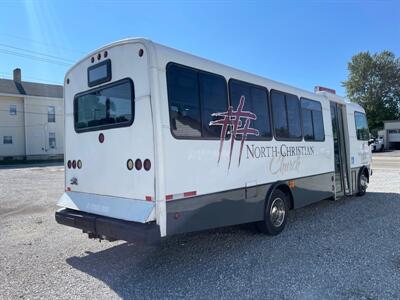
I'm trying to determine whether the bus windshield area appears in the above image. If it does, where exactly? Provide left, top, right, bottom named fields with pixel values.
left=74, top=78, right=134, bottom=132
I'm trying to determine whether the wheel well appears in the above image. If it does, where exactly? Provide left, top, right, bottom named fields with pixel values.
left=361, top=166, right=369, bottom=183
left=274, top=184, right=294, bottom=210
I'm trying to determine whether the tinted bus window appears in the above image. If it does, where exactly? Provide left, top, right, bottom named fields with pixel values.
left=354, top=111, right=369, bottom=140
left=166, top=63, right=228, bottom=139
left=166, top=64, right=201, bottom=137
left=199, top=72, right=229, bottom=138
left=229, top=80, right=271, bottom=139
left=74, top=78, right=134, bottom=133
left=301, top=98, right=325, bottom=141
left=271, top=90, right=302, bottom=140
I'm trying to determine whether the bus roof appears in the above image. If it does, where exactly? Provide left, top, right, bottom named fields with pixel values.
left=67, top=37, right=353, bottom=108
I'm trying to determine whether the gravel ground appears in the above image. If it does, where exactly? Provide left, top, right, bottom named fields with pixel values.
left=0, top=155, right=399, bottom=300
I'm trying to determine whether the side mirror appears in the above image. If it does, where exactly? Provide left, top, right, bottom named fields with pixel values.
left=368, top=139, right=374, bottom=146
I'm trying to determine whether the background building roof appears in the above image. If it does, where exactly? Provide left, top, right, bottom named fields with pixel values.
left=0, top=78, right=63, bottom=98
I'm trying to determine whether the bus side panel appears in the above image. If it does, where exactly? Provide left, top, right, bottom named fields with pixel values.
left=165, top=171, right=334, bottom=235
left=165, top=184, right=270, bottom=235
left=291, top=172, right=334, bottom=209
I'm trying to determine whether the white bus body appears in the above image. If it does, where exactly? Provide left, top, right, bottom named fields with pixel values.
left=56, top=38, right=372, bottom=242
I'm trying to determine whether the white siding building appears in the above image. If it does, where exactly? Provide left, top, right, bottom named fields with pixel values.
left=0, top=68, right=64, bottom=161
left=377, top=120, right=400, bottom=150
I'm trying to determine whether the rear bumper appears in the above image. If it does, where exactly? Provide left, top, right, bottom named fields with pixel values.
left=55, top=208, right=160, bottom=243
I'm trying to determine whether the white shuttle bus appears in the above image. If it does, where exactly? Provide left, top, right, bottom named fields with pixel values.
left=56, top=38, right=372, bottom=242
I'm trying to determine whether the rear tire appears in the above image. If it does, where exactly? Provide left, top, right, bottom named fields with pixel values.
left=257, top=189, right=288, bottom=235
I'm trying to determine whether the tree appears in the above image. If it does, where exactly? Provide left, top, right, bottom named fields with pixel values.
left=343, top=51, right=400, bottom=131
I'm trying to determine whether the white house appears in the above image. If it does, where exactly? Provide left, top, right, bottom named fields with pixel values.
left=0, top=68, right=64, bottom=161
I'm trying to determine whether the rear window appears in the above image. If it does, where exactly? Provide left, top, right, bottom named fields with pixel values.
left=74, top=78, right=134, bottom=133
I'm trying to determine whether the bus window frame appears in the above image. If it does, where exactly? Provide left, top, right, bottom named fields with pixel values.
left=228, top=78, right=272, bottom=141
left=73, top=77, right=135, bottom=134
left=270, top=89, right=303, bottom=142
left=354, top=111, right=369, bottom=141
left=166, top=62, right=230, bottom=141
left=300, top=97, right=325, bottom=142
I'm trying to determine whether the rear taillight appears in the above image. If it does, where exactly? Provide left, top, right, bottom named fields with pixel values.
left=72, top=160, right=77, bottom=169
left=77, top=160, right=82, bottom=169
left=67, top=160, right=72, bottom=169
left=98, top=133, right=104, bottom=143
left=144, top=159, right=151, bottom=171
left=135, top=159, right=142, bottom=170
left=127, top=159, right=134, bottom=170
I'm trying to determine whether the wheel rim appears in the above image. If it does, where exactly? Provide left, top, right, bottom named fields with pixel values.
left=360, top=174, right=368, bottom=192
left=269, top=197, right=285, bottom=227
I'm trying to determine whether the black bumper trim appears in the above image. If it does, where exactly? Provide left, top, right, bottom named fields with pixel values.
left=55, top=208, right=160, bottom=243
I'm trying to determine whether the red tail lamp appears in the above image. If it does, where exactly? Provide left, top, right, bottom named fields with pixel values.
left=72, top=160, right=77, bottom=169
left=67, top=160, right=72, bottom=169
left=135, top=159, right=142, bottom=170
left=98, top=133, right=104, bottom=143
left=143, top=159, right=151, bottom=171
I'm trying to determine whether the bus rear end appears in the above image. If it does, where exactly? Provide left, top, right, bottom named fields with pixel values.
left=55, top=40, right=160, bottom=242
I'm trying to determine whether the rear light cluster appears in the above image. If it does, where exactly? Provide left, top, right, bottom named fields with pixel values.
left=127, top=159, right=151, bottom=171
left=67, top=160, right=82, bottom=169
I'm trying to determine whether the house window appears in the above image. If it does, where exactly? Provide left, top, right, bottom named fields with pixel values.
left=49, top=132, right=56, bottom=149
left=3, top=136, right=12, bottom=144
left=48, top=106, right=56, bottom=123
left=9, top=105, right=17, bottom=116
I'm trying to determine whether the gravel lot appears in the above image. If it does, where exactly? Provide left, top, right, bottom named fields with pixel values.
left=1, top=153, right=400, bottom=299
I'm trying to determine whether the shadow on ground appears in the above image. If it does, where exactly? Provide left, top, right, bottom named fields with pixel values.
left=66, top=192, right=400, bottom=299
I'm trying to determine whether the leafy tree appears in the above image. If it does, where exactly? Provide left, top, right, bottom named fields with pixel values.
left=343, top=51, right=400, bottom=131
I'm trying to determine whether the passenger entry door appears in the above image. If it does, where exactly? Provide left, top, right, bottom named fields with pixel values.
left=330, top=102, right=350, bottom=198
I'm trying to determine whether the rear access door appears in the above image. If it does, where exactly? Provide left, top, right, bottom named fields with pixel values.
left=64, top=41, right=155, bottom=202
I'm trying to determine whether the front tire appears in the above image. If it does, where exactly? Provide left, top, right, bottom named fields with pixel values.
left=357, top=170, right=368, bottom=196
left=257, top=189, right=289, bottom=235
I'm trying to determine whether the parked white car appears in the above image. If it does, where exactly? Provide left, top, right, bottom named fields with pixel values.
left=372, top=137, right=384, bottom=152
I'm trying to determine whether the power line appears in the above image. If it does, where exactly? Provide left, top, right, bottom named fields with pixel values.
left=0, top=48, right=72, bottom=67
left=0, top=123, right=49, bottom=128
left=0, top=32, right=86, bottom=55
left=0, top=43, right=76, bottom=64
left=0, top=109, right=65, bottom=116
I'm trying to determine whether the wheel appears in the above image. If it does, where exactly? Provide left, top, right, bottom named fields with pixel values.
left=357, top=170, right=368, bottom=196
left=257, top=189, right=288, bottom=235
